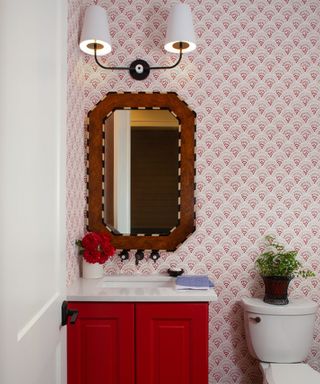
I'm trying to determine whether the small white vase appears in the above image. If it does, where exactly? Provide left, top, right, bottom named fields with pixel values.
left=82, top=259, right=104, bottom=279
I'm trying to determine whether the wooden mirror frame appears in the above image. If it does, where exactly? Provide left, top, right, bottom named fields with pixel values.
left=86, top=92, right=195, bottom=251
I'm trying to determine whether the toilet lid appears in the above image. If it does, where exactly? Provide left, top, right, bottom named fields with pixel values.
left=267, top=363, right=320, bottom=384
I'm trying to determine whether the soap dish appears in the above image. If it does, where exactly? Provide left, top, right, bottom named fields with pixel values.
left=167, top=268, right=184, bottom=277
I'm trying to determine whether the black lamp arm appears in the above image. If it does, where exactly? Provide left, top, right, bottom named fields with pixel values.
left=94, top=44, right=130, bottom=70
left=93, top=42, right=184, bottom=80
left=148, top=48, right=183, bottom=70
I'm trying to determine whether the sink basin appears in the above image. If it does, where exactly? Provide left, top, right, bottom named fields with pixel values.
left=99, top=275, right=175, bottom=289
left=67, top=273, right=218, bottom=302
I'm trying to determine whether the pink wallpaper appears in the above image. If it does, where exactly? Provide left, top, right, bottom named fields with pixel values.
left=67, top=0, right=87, bottom=284
left=67, top=0, right=320, bottom=382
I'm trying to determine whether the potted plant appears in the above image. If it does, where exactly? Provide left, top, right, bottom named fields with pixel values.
left=255, top=235, right=315, bottom=305
left=76, top=232, right=115, bottom=278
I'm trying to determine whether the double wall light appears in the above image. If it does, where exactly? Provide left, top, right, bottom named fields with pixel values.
left=79, top=3, right=196, bottom=80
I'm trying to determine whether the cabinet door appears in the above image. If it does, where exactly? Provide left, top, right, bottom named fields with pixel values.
left=67, top=302, right=135, bottom=384
left=136, top=303, right=208, bottom=384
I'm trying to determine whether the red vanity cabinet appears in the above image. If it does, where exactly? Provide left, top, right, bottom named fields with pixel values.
left=136, top=302, right=209, bottom=384
left=67, top=302, right=209, bottom=384
left=67, top=302, right=135, bottom=384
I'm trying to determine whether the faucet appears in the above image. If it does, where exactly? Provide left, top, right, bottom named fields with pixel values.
left=135, top=250, right=144, bottom=266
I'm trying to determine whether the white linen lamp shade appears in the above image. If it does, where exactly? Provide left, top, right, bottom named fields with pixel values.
left=164, top=4, right=196, bottom=54
left=79, top=5, right=112, bottom=56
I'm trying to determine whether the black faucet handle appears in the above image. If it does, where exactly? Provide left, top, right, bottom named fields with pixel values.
left=119, top=249, right=129, bottom=262
left=150, top=250, right=160, bottom=262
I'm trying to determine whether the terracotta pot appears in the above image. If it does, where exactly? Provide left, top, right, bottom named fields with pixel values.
left=262, top=276, right=292, bottom=305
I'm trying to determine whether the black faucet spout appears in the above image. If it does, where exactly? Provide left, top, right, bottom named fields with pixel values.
left=135, top=250, right=144, bottom=266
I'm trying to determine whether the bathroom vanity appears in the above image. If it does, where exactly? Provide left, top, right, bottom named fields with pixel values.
left=68, top=91, right=214, bottom=383
left=66, top=275, right=217, bottom=384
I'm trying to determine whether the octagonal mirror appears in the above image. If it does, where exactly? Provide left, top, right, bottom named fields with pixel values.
left=86, top=92, right=195, bottom=251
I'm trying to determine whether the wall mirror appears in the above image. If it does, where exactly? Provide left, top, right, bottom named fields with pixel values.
left=87, top=92, right=195, bottom=251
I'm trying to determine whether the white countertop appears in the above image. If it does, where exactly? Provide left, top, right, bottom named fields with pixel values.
left=67, top=274, right=218, bottom=302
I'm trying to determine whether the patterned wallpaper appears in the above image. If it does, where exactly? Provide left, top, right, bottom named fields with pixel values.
left=67, top=0, right=87, bottom=283
left=67, top=0, right=320, bottom=382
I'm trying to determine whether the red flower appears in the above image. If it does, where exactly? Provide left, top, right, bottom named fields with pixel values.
left=77, top=232, right=115, bottom=264
left=99, top=233, right=115, bottom=256
left=82, top=232, right=100, bottom=251
left=83, top=249, right=101, bottom=264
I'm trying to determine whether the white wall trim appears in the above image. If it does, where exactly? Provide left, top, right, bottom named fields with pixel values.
left=17, top=292, right=60, bottom=342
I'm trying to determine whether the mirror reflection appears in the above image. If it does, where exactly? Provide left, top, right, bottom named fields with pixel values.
left=103, top=109, right=180, bottom=235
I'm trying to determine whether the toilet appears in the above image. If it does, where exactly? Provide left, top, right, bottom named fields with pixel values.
left=241, top=297, right=320, bottom=383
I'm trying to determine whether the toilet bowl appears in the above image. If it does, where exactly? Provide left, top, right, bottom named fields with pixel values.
left=260, top=362, right=320, bottom=384
left=241, top=297, right=320, bottom=384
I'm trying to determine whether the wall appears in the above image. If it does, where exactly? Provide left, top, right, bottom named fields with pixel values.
left=67, top=0, right=87, bottom=283
left=67, top=0, right=320, bottom=382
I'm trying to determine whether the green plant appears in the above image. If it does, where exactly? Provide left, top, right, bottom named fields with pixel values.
left=255, top=235, right=315, bottom=278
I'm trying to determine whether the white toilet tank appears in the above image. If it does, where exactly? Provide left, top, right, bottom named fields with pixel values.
left=241, top=297, right=318, bottom=363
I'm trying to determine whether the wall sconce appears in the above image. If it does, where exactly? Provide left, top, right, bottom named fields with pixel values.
left=79, top=3, right=196, bottom=80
